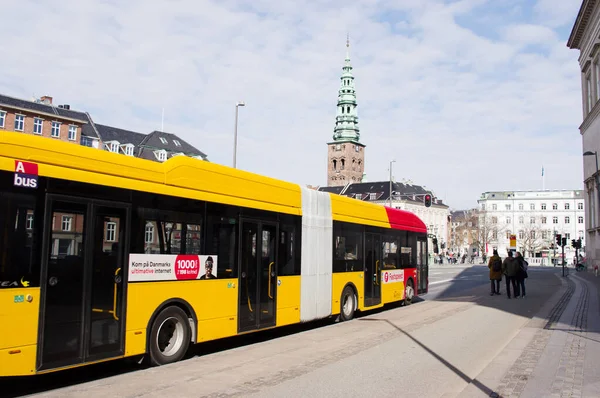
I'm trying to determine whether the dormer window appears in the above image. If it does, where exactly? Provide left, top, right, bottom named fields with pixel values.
left=159, top=137, right=168, bottom=144
left=121, top=144, right=135, bottom=156
left=173, top=140, right=181, bottom=147
left=154, top=149, right=167, bottom=162
left=171, top=152, right=184, bottom=157
left=105, top=141, right=120, bottom=153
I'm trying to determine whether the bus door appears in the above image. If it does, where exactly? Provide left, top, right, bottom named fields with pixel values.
left=364, top=233, right=382, bottom=307
left=238, top=220, right=278, bottom=332
left=38, top=196, right=129, bottom=370
left=416, top=237, right=428, bottom=294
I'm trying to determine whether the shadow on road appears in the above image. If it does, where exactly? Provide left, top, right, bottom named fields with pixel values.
left=359, top=318, right=497, bottom=397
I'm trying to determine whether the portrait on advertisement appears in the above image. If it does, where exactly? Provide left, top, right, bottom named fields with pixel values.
left=199, top=255, right=217, bottom=279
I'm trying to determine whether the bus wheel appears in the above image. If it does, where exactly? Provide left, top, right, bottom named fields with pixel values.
left=404, top=280, right=414, bottom=306
left=340, top=286, right=356, bottom=321
left=149, top=306, right=191, bottom=366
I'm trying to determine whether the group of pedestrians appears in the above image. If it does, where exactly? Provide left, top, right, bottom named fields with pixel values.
left=487, top=249, right=529, bottom=299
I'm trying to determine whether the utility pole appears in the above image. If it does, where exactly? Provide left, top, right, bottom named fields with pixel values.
left=388, top=160, right=396, bottom=208
left=561, top=237, right=566, bottom=277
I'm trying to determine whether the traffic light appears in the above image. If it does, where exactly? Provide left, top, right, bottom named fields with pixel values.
left=572, top=239, right=576, bottom=248
left=562, top=237, right=567, bottom=247
left=556, top=234, right=562, bottom=246
left=424, top=194, right=432, bottom=208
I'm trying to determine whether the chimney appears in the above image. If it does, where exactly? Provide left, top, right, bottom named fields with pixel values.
left=40, top=96, right=53, bottom=105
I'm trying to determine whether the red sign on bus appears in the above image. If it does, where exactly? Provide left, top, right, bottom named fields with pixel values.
left=14, top=160, right=38, bottom=189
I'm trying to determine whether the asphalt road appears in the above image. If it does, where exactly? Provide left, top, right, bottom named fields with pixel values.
left=2, top=265, right=563, bottom=397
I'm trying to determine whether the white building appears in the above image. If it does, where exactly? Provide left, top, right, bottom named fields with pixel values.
left=477, top=190, right=585, bottom=260
left=568, top=1, right=600, bottom=270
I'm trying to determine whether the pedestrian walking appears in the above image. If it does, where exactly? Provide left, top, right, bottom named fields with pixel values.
left=515, top=252, right=528, bottom=298
left=488, top=249, right=502, bottom=296
left=502, top=251, right=520, bottom=299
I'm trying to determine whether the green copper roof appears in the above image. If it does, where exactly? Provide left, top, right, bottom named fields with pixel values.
left=332, top=37, right=360, bottom=143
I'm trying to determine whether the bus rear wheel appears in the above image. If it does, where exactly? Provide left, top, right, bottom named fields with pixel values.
left=404, top=280, right=414, bottom=306
left=148, top=306, right=191, bottom=366
left=340, top=286, right=356, bottom=321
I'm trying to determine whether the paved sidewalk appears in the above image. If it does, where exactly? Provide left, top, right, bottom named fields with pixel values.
left=459, top=269, right=600, bottom=398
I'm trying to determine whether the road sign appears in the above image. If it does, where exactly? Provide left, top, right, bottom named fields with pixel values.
left=509, top=234, right=516, bottom=249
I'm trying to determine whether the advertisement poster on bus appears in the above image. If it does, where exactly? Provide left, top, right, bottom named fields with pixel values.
left=381, top=269, right=404, bottom=284
left=128, top=254, right=218, bottom=282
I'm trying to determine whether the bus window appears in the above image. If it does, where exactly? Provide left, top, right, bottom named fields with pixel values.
left=382, top=235, right=398, bottom=269
left=278, top=214, right=301, bottom=276
left=205, top=215, right=237, bottom=278
left=333, top=222, right=363, bottom=272
left=0, top=194, right=39, bottom=288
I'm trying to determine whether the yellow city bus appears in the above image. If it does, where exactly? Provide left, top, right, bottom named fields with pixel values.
left=0, top=131, right=428, bottom=377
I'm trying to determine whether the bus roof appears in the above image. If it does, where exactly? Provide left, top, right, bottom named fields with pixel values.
left=0, top=131, right=426, bottom=233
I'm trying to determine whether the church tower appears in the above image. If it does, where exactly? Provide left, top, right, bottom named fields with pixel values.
left=327, top=36, right=365, bottom=187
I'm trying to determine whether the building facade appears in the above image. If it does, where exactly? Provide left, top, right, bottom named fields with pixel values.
left=449, top=210, right=479, bottom=256
left=327, top=39, right=365, bottom=186
left=568, top=0, right=600, bottom=269
left=0, top=93, right=208, bottom=162
left=319, top=180, right=449, bottom=256
left=477, top=190, right=585, bottom=259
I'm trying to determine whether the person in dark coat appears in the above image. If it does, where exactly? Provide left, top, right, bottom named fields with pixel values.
left=515, top=252, right=528, bottom=298
left=502, top=250, right=520, bottom=299
left=488, top=249, right=503, bottom=296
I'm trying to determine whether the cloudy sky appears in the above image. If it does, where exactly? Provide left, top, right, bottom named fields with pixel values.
left=0, top=0, right=585, bottom=209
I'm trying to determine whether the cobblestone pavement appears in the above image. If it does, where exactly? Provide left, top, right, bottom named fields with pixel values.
left=492, top=273, right=599, bottom=398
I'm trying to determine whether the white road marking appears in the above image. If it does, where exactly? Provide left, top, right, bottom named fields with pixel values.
left=429, top=279, right=453, bottom=285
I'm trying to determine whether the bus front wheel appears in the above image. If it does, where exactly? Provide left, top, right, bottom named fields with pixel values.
left=148, top=306, right=191, bottom=366
left=340, top=286, right=356, bottom=321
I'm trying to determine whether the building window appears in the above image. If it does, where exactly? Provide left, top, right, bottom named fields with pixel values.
left=123, top=144, right=134, bottom=156
left=105, top=222, right=116, bottom=242
left=531, top=231, right=536, bottom=239
left=530, top=217, right=535, bottom=224
left=579, top=230, right=584, bottom=238
left=51, top=121, right=61, bottom=138
left=542, top=217, right=547, bottom=224
left=145, top=223, right=154, bottom=244
left=481, top=204, right=485, bottom=210
left=553, top=216, right=558, bottom=224
left=518, top=203, right=524, bottom=210
left=506, top=230, right=511, bottom=239
left=565, top=216, right=570, bottom=224
left=492, top=231, right=497, bottom=240
left=518, top=230, right=524, bottom=239
left=62, top=215, right=72, bottom=231
left=565, top=203, right=570, bottom=210
left=33, top=118, right=43, bottom=134
left=491, top=217, right=497, bottom=224
left=541, top=203, right=547, bottom=210
left=14, top=115, right=24, bottom=131
left=506, top=217, right=511, bottom=224
left=565, top=233, right=571, bottom=240
left=159, top=137, right=168, bottom=144
left=578, top=202, right=584, bottom=210
left=369, top=193, right=376, bottom=200
left=587, top=74, right=593, bottom=113
left=552, top=203, right=558, bottom=210
left=492, top=204, right=497, bottom=210
left=174, top=140, right=181, bottom=147
left=505, top=204, right=511, bottom=210
left=530, top=203, right=535, bottom=210
left=68, top=125, right=77, bottom=141
left=519, top=216, right=524, bottom=224
left=0, top=110, right=5, bottom=127
left=542, top=230, right=547, bottom=239
left=154, top=150, right=167, bottom=162
left=578, top=216, right=584, bottom=224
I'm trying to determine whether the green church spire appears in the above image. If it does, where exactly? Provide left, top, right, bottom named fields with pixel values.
left=332, top=35, right=360, bottom=143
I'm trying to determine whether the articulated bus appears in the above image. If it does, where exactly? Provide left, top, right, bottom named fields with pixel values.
left=0, top=131, right=428, bottom=377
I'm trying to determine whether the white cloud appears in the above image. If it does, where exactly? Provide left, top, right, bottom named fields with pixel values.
left=0, top=0, right=586, bottom=209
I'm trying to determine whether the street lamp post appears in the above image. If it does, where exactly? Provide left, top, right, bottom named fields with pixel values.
left=389, top=160, right=396, bottom=208
left=233, top=101, right=245, bottom=168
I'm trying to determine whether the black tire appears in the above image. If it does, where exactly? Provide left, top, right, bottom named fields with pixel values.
left=404, top=279, right=415, bottom=306
left=340, top=286, right=356, bottom=321
left=148, top=306, right=191, bottom=366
